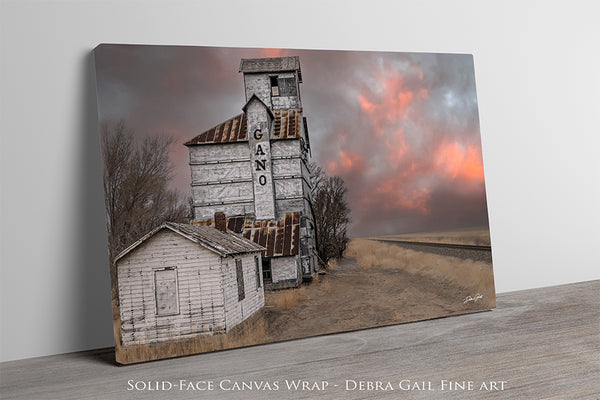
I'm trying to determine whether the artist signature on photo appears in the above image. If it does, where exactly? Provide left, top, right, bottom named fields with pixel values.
left=463, top=293, right=483, bottom=304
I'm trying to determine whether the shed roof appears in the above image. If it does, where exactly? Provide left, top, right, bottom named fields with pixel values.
left=115, top=222, right=265, bottom=263
left=184, top=108, right=303, bottom=146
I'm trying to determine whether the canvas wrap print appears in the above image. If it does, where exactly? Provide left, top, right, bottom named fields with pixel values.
left=94, top=45, right=496, bottom=364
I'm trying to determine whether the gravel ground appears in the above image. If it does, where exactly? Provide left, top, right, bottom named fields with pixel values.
left=376, top=239, right=493, bottom=263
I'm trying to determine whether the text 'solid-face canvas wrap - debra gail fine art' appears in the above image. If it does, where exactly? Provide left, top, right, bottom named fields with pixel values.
left=93, top=45, right=496, bottom=364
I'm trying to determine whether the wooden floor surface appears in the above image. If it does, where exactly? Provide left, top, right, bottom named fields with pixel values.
left=1, top=280, right=598, bottom=399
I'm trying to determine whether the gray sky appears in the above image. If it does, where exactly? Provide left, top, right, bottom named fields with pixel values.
left=94, top=45, right=489, bottom=237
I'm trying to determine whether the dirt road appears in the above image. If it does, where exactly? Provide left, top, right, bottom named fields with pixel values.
left=263, top=255, right=494, bottom=343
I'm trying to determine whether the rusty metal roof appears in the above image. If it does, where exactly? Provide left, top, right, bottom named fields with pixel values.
left=192, top=212, right=300, bottom=258
left=185, top=109, right=303, bottom=146
left=273, top=109, right=302, bottom=139
left=115, top=222, right=265, bottom=263
left=184, top=113, right=248, bottom=146
left=239, top=56, right=301, bottom=76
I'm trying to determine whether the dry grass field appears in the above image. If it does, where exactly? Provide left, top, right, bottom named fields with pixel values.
left=265, top=286, right=310, bottom=311
left=261, top=237, right=495, bottom=342
left=373, top=227, right=491, bottom=246
left=346, top=238, right=494, bottom=296
left=115, top=230, right=495, bottom=363
left=114, top=310, right=268, bottom=364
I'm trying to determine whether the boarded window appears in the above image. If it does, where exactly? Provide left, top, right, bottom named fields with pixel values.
left=254, top=256, right=261, bottom=289
left=154, top=268, right=179, bottom=316
left=236, top=259, right=245, bottom=301
left=278, top=77, right=297, bottom=97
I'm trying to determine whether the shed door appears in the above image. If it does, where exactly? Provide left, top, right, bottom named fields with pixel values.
left=155, top=268, right=179, bottom=316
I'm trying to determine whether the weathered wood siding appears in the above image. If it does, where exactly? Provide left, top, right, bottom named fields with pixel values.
left=221, top=253, right=265, bottom=329
left=192, top=182, right=253, bottom=204
left=189, top=137, right=313, bottom=222
left=193, top=202, right=255, bottom=221
left=189, top=143, right=254, bottom=220
left=300, top=159, right=312, bottom=188
left=271, top=140, right=301, bottom=158
left=270, top=140, right=317, bottom=277
left=275, top=198, right=305, bottom=215
left=274, top=178, right=303, bottom=198
left=190, top=161, right=251, bottom=183
left=272, top=158, right=301, bottom=176
left=272, top=141, right=310, bottom=216
left=243, top=74, right=272, bottom=108
left=189, top=142, right=250, bottom=164
left=117, top=230, right=225, bottom=347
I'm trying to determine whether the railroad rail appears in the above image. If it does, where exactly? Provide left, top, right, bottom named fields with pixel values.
left=375, top=239, right=491, bottom=251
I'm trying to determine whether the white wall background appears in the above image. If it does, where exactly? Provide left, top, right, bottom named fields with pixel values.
left=1, top=0, right=598, bottom=362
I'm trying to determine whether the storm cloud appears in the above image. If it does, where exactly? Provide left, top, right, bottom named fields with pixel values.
left=94, top=45, right=489, bottom=237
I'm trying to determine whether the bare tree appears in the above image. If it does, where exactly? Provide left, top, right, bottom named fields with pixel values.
left=310, top=163, right=351, bottom=265
left=101, top=120, right=191, bottom=268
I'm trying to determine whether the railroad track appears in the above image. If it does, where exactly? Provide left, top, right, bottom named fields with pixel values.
left=375, top=239, right=491, bottom=252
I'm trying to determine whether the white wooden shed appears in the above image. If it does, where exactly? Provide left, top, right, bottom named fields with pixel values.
left=114, top=222, right=265, bottom=348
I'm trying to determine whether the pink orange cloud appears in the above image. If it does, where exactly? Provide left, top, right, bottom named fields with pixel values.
left=327, top=149, right=365, bottom=176
left=376, top=178, right=431, bottom=215
left=435, top=142, right=485, bottom=181
left=357, top=72, right=415, bottom=137
left=385, top=128, right=408, bottom=163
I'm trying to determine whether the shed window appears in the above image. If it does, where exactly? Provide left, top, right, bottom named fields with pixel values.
left=235, top=259, right=245, bottom=301
left=270, top=76, right=297, bottom=97
left=270, top=76, right=279, bottom=96
left=262, top=258, right=272, bottom=284
left=278, top=77, right=297, bottom=97
left=254, top=255, right=261, bottom=289
left=154, top=268, right=179, bottom=316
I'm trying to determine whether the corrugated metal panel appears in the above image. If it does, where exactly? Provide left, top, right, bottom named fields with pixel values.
left=192, top=212, right=300, bottom=258
left=185, top=109, right=303, bottom=146
left=184, top=114, right=248, bottom=146
left=272, top=109, right=302, bottom=139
